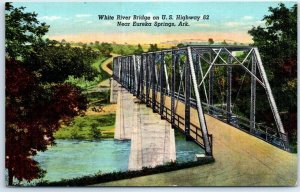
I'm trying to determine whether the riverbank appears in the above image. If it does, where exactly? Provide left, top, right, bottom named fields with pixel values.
left=54, top=55, right=117, bottom=140
left=54, top=114, right=115, bottom=140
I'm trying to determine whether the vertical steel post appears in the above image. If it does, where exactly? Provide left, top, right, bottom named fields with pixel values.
left=187, top=47, right=212, bottom=155
left=137, top=56, right=143, bottom=99
left=146, top=54, right=150, bottom=106
left=133, top=55, right=138, bottom=95
left=127, top=57, right=130, bottom=90
left=171, top=51, right=176, bottom=125
left=160, top=51, right=165, bottom=116
left=185, top=50, right=191, bottom=137
left=250, top=54, right=256, bottom=132
left=129, top=56, right=133, bottom=93
left=126, top=57, right=129, bottom=89
left=152, top=53, right=156, bottom=112
left=209, top=52, right=214, bottom=113
left=140, top=55, right=145, bottom=101
left=131, top=56, right=134, bottom=93
left=119, top=57, right=122, bottom=84
left=227, top=54, right=232, bottom=123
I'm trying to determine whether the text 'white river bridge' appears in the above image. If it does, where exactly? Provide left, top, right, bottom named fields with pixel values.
left=112, top=45, right=290, bottom=156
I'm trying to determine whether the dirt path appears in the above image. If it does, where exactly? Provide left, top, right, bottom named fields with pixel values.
left=98, top=53, right=119, bottom=87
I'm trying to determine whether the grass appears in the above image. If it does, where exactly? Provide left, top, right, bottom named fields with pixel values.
left=91, top=56, right=108, bottom=72
left=54, top=114, right=116, bottom=140
left=64, top=55, right=110, bottom=90
left=86, top=90, right=110, bottom=106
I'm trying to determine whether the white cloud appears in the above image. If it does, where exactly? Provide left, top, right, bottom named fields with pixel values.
left=102, top=21, right=112, bottom=26
left=242, top=16, right=253, bottom=20
left=255, top=20, right=265, bottom=25
left=195, top=23, right=211, bottom=27
left=75, top=14, right=92, bottom=18
left=39, top=16, right=61, bottom=21
left=224, top=22, right=241, bottom=27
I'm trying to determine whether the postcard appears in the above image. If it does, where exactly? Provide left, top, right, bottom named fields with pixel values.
left=5, top=1, right=297, bottom=187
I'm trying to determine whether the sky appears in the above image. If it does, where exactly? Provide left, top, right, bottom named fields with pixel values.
left=12, top=1, right=296, bottom=45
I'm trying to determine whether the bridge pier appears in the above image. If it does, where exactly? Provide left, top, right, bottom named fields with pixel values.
left=112, top=80, right=176, bottom=170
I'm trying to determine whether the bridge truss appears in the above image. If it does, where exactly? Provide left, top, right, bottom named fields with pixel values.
left=112, top=45, right=290, bottom=155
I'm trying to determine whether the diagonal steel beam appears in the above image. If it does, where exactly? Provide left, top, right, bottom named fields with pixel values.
left=187, top=47, right=212, bottom=155
left=198, top=48, right=222, bottom=88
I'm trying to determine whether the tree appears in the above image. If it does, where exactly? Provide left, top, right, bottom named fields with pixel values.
left=5, top=3, right=89, bottom=184
left=208, top=38, right=214, bottom=45
left=176, top=43, right=185, bottom=48
left=25, top=40, right=98, bottom=83
left=5, top=2, right=49, bottom=59
left=148, top=44, right=159, bottom=52
left=6, top=59, right=88, bottom=185
left=248, top=3, right=297, bottom=145
left=134, top=44, right=144, bottom=54
left=221, top=40, right=228, bottom=45
left=96, top=42, right=113, bottom=57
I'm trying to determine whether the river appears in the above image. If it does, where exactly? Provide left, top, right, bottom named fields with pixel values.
left=32, top=134, right=204, bottom=183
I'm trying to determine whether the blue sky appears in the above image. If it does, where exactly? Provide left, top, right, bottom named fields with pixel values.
left=12, top=2, right=296, bottom=44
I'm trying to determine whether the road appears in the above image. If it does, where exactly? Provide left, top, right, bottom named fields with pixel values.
left=98, top=53, right=118, bottom=87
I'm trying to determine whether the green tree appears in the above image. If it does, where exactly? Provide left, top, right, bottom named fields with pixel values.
left=96, top=42, right=113, bottom=57
left=248, top=3, right=297, bottom=144
left=134, top=44, right=144, bottom=54
left=5, top=3, right=49, bottom=59
left=25, top=41, right=98, bottom=83
left=221, top=40, right=228, bottom=45
left=208, top=38, right=214, bottom=45
left=176, top=43, right=185, bottom=48
left=5, top=3, right=89, bottom=184
left=148, top=44, right=159, bottom=52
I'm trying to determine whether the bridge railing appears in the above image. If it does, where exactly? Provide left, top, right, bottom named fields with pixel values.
left=112, top=45, right=290, bottom=153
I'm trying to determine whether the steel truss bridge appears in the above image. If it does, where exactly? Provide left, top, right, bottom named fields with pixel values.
left=112, top=45, right=290, bottom=156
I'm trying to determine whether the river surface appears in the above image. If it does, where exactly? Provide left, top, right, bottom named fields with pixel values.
left=33, top=135, right=204, bottom=182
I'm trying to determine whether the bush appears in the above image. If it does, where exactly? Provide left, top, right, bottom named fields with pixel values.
left=54, top=114, right=115, bottom=140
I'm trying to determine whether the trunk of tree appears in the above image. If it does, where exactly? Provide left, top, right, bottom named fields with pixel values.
left=8, top=168, right=13, bottom=186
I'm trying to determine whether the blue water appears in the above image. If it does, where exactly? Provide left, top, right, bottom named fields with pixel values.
left=176, top=137, right=205, bottom=163
left=33, top=139, right=131, bottom=182
left=32, top=135, right=204, bottom=183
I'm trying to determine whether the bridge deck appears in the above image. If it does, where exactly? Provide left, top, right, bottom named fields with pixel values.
left=97, top=84, right=297, bottom=186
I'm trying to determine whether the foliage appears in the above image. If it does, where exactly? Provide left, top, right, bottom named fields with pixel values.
left=148, top=43, right=159, bottom=52
left=208, top=38, right=214, bottom=45
left=24, top=41, right=99, bottom=83
left=177, top=43, right=185, bottom=48
left=5, top=3, right=96, bottom=184
left=248, top=3, right=297, bottom=144
left=95, top=42, right=113, bottom=57
left=134, top=44, right=144, bottom=54
left=221, top=40, right=228, bottom=45
left=65, top=76, right=102, bottom=90
left=111, top=43, right=139, bottom=55
left=6, top=59, right=88, bottom=184
left=54, top=114, right=116, bottom=140
left=5, top=2, right=49, bottom=59
left=86, top=91, right=111, bottom=105
left=91, top=56, right=108, bottom=72
left=36, top=157, right=214, bottom=186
